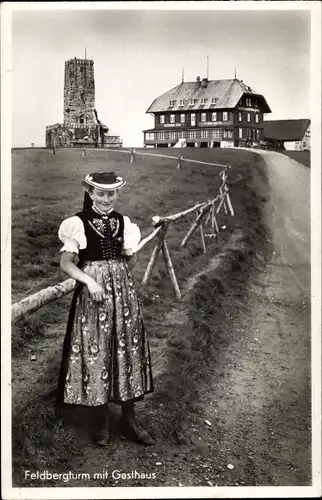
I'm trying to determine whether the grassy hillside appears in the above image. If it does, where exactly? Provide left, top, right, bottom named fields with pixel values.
left=280, top=150, right=310, bottom=168
left=11, top=147, right=271, bottom=485
left=11, top=147, right=268, bottom=352
left=12, top=147, right=260, bottom=299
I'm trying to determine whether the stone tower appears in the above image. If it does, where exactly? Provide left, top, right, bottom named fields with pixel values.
left=63, top=58, right=95, bottom=125
left=45, top=57, right=122, bottom=148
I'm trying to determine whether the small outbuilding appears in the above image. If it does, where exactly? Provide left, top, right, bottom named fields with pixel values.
left=263, top=119, right=310, bottom=151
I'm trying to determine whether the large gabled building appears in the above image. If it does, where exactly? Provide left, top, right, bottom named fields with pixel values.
left=143, top=76, right=271, bottom=148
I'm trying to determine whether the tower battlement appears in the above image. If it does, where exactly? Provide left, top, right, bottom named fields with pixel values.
left=64, top=57, right=95, bottom=124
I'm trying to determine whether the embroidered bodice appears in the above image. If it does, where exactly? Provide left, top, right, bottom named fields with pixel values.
left=58, top=208, right=141, bottom=260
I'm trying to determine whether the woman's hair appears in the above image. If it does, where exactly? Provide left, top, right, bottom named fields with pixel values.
left=83, top=190, right=93, bottom=210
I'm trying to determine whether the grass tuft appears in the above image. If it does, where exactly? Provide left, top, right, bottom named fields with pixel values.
left=12, top=317, right=44, bottom=355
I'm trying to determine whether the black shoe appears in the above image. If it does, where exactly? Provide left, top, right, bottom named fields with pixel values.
left=92, top=429, right=110, bottom=447
left=121, top=415, right=155, bottom=446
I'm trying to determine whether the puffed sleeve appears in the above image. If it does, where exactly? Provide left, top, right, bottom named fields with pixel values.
left=122, top=216, right=141, bottom=256
left=58, top=216, right=87, bottom=254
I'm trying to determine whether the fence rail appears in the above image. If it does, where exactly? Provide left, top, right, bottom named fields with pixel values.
left=89, top=147, right=230, bottom=169
left=11, top=151, right=234, bottom=325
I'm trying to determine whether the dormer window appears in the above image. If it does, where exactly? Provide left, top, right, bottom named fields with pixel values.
left=201, top=98, right=208, bottom=105
left=180, top=99, right=185, bottom=106
left=169, top=100, right=176, bottom=107
left=189, top=98, right=198, bottom=105
left=212, top=97, right=218, bottom=104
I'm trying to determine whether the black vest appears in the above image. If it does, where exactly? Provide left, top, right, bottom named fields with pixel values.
left=75, top=208, right=124, bottom=264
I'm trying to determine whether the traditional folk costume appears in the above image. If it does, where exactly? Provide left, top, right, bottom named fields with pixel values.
left=57, top=172, right=154, bottom=446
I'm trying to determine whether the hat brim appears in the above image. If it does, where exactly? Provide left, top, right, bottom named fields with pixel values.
left=81, top=178, right=126, bottom=191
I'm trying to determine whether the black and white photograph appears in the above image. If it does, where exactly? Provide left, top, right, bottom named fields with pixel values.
left=1, top=1, right=321, bottom=499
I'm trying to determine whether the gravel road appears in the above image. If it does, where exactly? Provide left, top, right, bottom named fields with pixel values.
left=206, top=150, right=311, bottom=486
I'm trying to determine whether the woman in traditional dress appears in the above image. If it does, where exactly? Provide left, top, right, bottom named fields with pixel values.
left=57, top=172, right=154, bottom=447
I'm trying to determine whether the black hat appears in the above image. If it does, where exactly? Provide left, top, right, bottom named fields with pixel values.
left=81, top=172, right=126, bottom=191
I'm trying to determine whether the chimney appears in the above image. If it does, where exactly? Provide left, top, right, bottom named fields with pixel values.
left=196, top=76, right=201, bottom=82
left=201, top=77, right=208, bottom=88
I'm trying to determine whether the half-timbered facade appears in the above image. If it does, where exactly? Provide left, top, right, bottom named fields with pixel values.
left=143, top=77, right=271, bottom=148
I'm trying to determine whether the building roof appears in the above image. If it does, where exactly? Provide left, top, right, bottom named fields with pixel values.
left=105, top=129, right=121, bottom=138
left=146, top=78, right=271, bottom=113
left=263, top=119, right=310, bottom=141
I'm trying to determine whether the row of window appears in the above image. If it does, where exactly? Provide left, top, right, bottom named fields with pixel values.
left=169, top=97, right=219, bottom=107
left=159, top=111, right=259, bottom=125
left=146, top=129, right=233, bottom=141
left=239, top=112, right=259, bottom=123
left=146, top=128, right=261, bottom=141
left=239, top=128, right=261, bottom=139
left=169, top=96, right=257, bottom=107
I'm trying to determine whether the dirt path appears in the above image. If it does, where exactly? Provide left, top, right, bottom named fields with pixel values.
left=13, top=151, right=312, bottom=489
left=208, top=151, right=311, bottom=485
left=209, top=151, right=311, bottom=485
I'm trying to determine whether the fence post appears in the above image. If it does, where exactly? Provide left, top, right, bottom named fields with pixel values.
left=216, top=190, right=227, bottom=215
left=199, top=223, right=207, bottom=253
left=177, top=155, right=183, bottom=169
left=161, top=239, right=181, bottom=299
left=130, top=149, right=136, bottom=163
left=211, top=202, right=220, bottom=234
left=224, top=184, right=235, bottom=216
left=142, top=223, right=167, bottom=286
left=180, top=204, right=210, bottom=248
left=219, top=186, right=228, bottom=214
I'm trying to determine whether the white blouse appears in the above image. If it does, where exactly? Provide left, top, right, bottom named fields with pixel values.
left=58, top=215, right=141, bottom=256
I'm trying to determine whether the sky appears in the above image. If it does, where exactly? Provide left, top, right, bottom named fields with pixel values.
left=11, top=5, right=311, bottom=147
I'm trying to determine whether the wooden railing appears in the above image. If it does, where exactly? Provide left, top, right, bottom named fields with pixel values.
left=11, top=153, right=234, bottom=325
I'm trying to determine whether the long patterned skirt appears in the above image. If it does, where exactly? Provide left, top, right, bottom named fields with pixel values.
left=57, top=259, right=154, bottom=406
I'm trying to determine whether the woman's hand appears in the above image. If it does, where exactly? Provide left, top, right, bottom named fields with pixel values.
left=86, top=279, right=106, bottom=302
left=126, top=253, right=138, bottom=270
left=60, top=253, right=106, bottom=302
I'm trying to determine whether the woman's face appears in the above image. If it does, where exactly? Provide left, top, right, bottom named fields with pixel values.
left=90, top=188, right=119, bottom=213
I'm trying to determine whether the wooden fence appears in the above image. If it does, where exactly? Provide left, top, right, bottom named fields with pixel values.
left=11, top=152, right=234, bottom=325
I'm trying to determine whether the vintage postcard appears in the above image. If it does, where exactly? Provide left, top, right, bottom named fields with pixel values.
left=1, top=1, right=321, bottom=499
